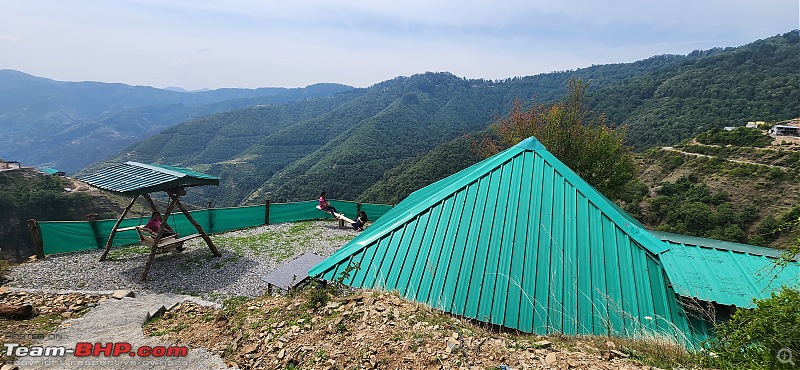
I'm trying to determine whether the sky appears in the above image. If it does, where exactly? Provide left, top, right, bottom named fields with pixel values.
left=1, top=1, right=798, bottom=90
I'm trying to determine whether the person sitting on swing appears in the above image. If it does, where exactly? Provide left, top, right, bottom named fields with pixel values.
left=143, top=211, right=176, bottom=238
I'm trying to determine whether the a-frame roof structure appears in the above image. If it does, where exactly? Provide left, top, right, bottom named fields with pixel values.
left=310, top=137, right=703, bottom=341
left=78, top=161, right=222, bottom=280
left=78, top=161, right=219, bottom=197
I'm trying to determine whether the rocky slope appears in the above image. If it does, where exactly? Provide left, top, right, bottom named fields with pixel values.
left=144, top=288, right=695, bottom=370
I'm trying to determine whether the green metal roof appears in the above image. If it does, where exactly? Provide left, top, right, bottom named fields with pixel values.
left=77, top=161, right=219, bottom=197
left=653, top=230, right=799, bottom=308
left=40, top=167, right=64, bottom=175
left=310, top=137, right=702, bottom=341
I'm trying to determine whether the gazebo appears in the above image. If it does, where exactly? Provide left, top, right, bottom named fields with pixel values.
left=78, top=161, right=222, bottom=280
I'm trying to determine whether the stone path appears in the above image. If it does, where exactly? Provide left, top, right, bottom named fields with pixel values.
left=12, top=293, right=230, bottom=370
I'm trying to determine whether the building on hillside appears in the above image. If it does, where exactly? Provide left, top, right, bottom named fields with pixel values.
left=309, top=136, right=798, bottom=346
left=1, top=161, right=21, bottom=170
left=745, top=122, right=759, bottom=128
left=40, top=167, right=66, bottom=177
left=769, top=125, right=799, bottom=136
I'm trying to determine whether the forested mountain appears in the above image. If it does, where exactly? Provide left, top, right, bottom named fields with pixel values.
left=0, top=69, right=352, bottom=172
left=359, top=31, right=799, bottom=203
left=92, top=31, right=798, bottom=209
left=101, top=51, right=694, bottom=206
left=0, top=167, right=122, bottom=260
left=588, top=30, right=800, bottom=149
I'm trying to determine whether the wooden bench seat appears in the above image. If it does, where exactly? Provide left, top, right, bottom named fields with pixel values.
left=315, top=205, right=355, bottom=228
left=135, top=226, right=201, bottom=254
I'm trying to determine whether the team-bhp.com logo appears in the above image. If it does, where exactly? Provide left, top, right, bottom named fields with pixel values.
left=5, top=342, right=188, bottom=358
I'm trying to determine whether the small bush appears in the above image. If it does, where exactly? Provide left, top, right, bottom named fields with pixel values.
left=303, top=285, right=331, bottom=309
left=703, top=287, right=800, bottom=369
left=0, top=259, right=8, bottom=283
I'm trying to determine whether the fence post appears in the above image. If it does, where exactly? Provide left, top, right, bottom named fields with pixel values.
left=265, top=198, right=271, bottom=225
left=27, top=219, right=44, bottom=260
left=357, top=203, right=362, bottom=214
left=207, top=201, right=214, bottom=233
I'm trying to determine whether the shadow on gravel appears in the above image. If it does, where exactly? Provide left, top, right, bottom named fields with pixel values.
left=114, top=247, right=260, bottom=296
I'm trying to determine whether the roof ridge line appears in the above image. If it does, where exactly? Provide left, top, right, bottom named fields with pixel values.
left=125, top=161, right=187, bottom=179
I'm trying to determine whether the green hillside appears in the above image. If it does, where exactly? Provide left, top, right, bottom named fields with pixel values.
left=589, top=30, right=799, bottom=149
left=632, top=135, right=800, bottom=249
left=107, top=54, right=699, bottom=206
left=0, top=69, right=352, bottom=172
left=358, top=134, right=485, bottom=205
left=0, top=167, right=121, bottom=260
left=93, top=31, right=798, bottom=215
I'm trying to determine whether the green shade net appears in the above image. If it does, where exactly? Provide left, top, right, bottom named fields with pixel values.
left=38, top=200, right=394, bottom=255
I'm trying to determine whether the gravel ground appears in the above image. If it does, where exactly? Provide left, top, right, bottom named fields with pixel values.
left=13, top=293, right=231, bottom=370
left=7, top=220, right=359, bottom=303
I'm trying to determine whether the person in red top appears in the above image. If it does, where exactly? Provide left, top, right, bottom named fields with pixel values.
left=143, top=211, right=176, bottom=237
left=318, top=192, right=339, bottom=217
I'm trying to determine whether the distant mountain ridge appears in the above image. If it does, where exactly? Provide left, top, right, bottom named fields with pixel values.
left=97, top=52, right=705, bottom=206
left=0, top=69, right=353, bottom=172
left=89, top=31, right=800, bottom=207
left=21, top=31, right=800, bottom=210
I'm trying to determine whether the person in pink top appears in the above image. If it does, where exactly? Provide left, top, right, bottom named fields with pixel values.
left=318, top=192, right=339, bottom=217
left=143, top=211, right=176, bottom=237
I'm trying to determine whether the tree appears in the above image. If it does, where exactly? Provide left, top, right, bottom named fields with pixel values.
left=479, top=78, right=637, bottom=200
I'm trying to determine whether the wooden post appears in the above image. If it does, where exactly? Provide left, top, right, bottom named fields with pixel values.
left=140, top=195, right=179, bottom=281
left=143, top=194, right=158, bottom=213
left=99, top=196, right=138, bottom=262
left=207, top=201, right=214, bottom=233
left=265, top=198, right=271, bottom=225
left=168, top=190, right=222, bottom=257
left=26, top=219, right=44, bottom=260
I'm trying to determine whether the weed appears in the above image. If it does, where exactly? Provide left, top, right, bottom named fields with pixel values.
left=249, top=319, right=264, bottom=329
left=336, top=321, right=347, bottom=333
left=303, top=285, right=331, bottom=309
left=106, top=245, right=150, bottom=260
left=0, top=260, right=9, bottom=282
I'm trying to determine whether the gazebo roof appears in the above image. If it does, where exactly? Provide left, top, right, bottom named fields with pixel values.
left=78, top=161, right=219, bottom=197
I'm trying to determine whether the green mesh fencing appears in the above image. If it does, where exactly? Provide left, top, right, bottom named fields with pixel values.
left=211, top=205, right=267, bottom=232
left=269, top=201, right=325, bottom=223
left=40, top=217, right=149, bottom=254
left=38, top=200, right=393, bottom=255
left=357, top=202, right=392, bottom=221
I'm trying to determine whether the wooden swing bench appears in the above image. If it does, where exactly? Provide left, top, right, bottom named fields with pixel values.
left=135, top=226, right=202, bottom=254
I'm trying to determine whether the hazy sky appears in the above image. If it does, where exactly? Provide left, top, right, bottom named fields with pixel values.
left=1, top=1, right=798, bottom=90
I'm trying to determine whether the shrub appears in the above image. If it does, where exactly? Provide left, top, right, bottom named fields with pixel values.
left=703, top=287, right=800, bottom=369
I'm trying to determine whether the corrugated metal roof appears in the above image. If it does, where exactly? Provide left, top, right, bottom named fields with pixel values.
left=40, top=167, right=63, bottom=175
left=77, top=161, right=219, bottom=197
left=310, top=137, right=701, bottom=341
left=653, top=230, right=799, bottom=308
